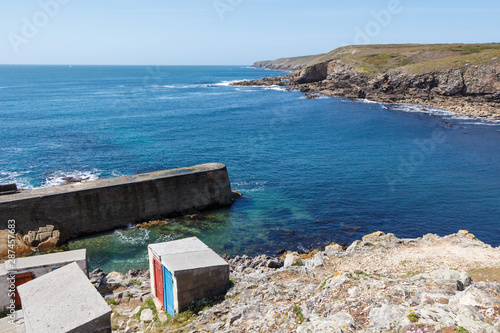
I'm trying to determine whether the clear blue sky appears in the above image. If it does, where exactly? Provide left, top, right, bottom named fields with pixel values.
left=1, top=0, right=498, bottom=65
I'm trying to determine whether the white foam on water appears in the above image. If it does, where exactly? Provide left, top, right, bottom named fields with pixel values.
left=161, top=84, right=208, bottom=89
left=214, top=80, right=246, bottom=87
left=233, top=180, right=268, bottom=192
left=0, top=170, right=33, bottom=190
left=358, top=98, right=379, bottom=104
left=264, top=85, right=288, bottom=92
left=158, top=233, right=175, bottom=242
left=42, top=169, right=101, bottom=188
left=111, top=170, right=126, bottom=177
left=114, top=228, right=150, bottom=245
left=235, top=88, right=258, bottom=92
left=155, top=96, right=189, bottom=100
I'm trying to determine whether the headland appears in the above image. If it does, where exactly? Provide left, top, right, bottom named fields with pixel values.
left=235, top=43, right=500, bottom=119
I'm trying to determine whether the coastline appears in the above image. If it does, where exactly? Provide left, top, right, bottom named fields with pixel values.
left=234, top=71, right=500, bottom=121
left=99, top=230, right=500, bottom=332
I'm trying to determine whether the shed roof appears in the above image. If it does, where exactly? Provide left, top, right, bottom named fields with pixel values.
left=5, top=249, right=86, bottom=272
left=17, top=262, right=110, bottom=332
left=149, top=237, right=228, bottom=272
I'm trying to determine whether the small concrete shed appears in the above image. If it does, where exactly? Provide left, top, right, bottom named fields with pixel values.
left=17, top=262, right=111, bottom=333
left=0, top=249, right=88, bottom=312
left=148, top=237, right=229, bottom=316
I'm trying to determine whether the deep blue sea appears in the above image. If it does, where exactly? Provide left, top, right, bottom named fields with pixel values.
left=1, top=65, right=499, bottom=272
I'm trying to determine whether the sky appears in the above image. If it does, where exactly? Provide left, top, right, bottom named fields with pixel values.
left=0, top=0, right=498, bottom=65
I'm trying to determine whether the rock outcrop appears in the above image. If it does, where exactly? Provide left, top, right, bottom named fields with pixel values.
left=237, top=44, right=500, bottom=119
left=106, top=230, right=500, bottom=332
left=0, top=224, right=61, bottom=258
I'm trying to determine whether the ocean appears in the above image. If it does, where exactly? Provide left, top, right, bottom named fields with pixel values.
left=1, top=65, right=499, bottom=273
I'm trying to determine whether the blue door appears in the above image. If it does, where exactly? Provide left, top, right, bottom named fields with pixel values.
left=163, top=266, right=175, bottom=316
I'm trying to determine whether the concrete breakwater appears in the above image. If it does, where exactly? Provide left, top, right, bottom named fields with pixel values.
left=0, top=163, right=233, bottom=257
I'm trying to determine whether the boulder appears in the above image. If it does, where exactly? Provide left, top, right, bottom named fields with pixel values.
left=297, top=312, right=358, bottom=333
left=0, top=231, right=33, bottom=257
left=284, top=253, right=303, bottom=268
left=139, top=308, right=154, bottom=322
left=325, top=242, right=344, bottom=256
left=106, top=272, right=128, bottom=289
left=368, top=303, right=405, bottom=331
left=415, top=269, right=473, bottom=288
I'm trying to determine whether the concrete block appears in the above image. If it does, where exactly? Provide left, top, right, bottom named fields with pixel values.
left=17, top=262, right=111, bottom=333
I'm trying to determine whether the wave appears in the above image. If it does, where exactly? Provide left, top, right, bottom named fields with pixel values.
left=159, top=84, right=208, bottom=89
left=155, top=96, right=189, bottom=100
left=356, top=100, right=500, bottom=127
left=383, top=102, right=456, bottom=117
left=114, top=228, right=150, bottom=245
left=0, top=170, right=34, bottom=190
left=42, top=169, right=101, bottom=188
left=264, top=85, right=288, bottom=92
left=232, top=180, right=268, bottom=192
left=213, top=80, right=246, bottom=87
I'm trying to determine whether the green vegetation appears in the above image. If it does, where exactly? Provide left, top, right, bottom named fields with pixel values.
left=292, top=305, right=304, bottom=323
left=106, top=299, right=119, bottom=306
left=407, top=312, right=419, bottom=323
left=354, top=270, right=366, bottom=276
left=130, top=279, right=142, bottom=286
left=455, top=326, right=469, bottom=333
left=162, top=295, right=224, bottom=330
left=134, top=297, right=158, bottom=322
left=258, top=43, right=500, bottom=77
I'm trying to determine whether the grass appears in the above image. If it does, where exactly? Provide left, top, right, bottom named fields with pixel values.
left=130, top=279, right=142, bottom=286
left=467, top=267, right=500, bottom=282
left=259, top=43, right=500, bottom=77
left=106, top=299, right=119, bottom=306
left=454, top=326, right=469, bottom=333
left=407, top=312, right=419, bottom=323
left=292, top=305, right=304, bottom=323
left=159, top=295, right=225, bottom=331
left=134, top=297, right=158, bottom=322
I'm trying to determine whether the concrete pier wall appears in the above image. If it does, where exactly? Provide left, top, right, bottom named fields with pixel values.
left=0, top=163, right=232, bottom=243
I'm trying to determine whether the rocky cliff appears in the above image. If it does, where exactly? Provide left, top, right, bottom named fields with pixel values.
left=104, top=230, right=500, bottom=332
left=239, top=44, right=500, bottom=119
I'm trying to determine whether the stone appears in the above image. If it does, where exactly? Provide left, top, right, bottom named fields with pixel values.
left=325, top=242, right=344, bottom=256
left=305, top=253, right=324, bottom=270
left=37, top=236, right=59, bottom=252
left=23, top=231, right=37, bottom=245
left=106, top=272, right=127, bottom=289
left=415, top=268, right=473, bottom=287
left=449, top=283, right=499, bottom=310
left=284, top=253, right=302, bottom=268
left=410, top=290, right=456, bottom=306
left=140, top=308, right=154, bottom=322
left=267, top=259, right=284, bottom=269
left=35, top=230, right=52, bottom=243
left=368, top=303, right=405, bottom=331
left=0, top=231, right=32, bottom=257
left=297, top=312, right=358, bottom=333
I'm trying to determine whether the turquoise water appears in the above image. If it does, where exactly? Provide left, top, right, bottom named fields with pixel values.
left=1, top=65, right=499, bottom=273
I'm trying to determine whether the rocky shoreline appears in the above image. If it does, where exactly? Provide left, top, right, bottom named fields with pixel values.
left=236, top=45, right=500, bottom=120
left=98, top=230, right=500, bottom=332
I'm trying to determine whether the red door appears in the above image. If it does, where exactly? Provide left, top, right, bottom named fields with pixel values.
left=15, top=272, right=34, bottom=306
left=153, top=257, right=164, bottom=308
